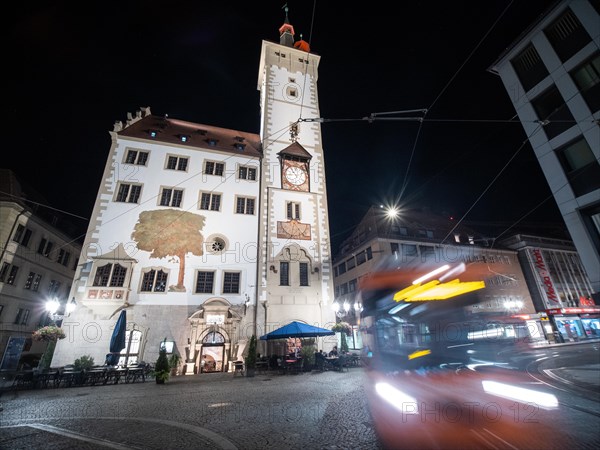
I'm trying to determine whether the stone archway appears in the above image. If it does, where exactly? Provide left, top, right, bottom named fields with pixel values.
left=185, top=298, right=242, bottom=374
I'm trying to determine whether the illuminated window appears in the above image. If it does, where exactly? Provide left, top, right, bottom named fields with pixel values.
left=199, top=192, right=221, bottom=211
left=124, top=149, right=149, bottom=165
left=223, top=272, right=240, bottom=294
left=141, top=269, right=168, bottom=292
left=166, top=155, right=188, bottom=171
left=115, top=183, right=142, bottom=203
left=195, top=271, right=215, bottom=294
left=93, top=263, right=127, bottom=287
left=239, top=165, right=257, bottom=180
left=159, top=187, right=184, bottom=207
left=204, top=160, right=224, bottom=176
left=236, top=197, right=255, bottom=215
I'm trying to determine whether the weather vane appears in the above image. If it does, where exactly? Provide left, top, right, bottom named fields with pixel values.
left=289, top=122, right=299, bottom=142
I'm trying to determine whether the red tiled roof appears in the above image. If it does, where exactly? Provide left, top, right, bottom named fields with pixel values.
left=277, top=141, right=312, bottom=159
left=118, top=114, right=262, bottom=158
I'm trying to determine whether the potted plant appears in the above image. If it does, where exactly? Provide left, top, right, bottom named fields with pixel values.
left=300, top=342, right=316, bottom=371
left=154, top=346, right=170, bottom=384
left=168, top=353, right=181, bottom=376
left=332, top=321, right=352, bottom=354
left=73, top=355, right=95, bottom=385
left=245, top=335, right=257, bottom=377
left=33, top=325, right=66, bottom=370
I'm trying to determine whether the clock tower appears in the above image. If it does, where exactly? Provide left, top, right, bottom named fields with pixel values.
left=255, top=8, right=336, bottom=339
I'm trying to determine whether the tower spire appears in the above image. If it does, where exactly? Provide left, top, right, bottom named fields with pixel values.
left=279, top=3, right=295, bottom=47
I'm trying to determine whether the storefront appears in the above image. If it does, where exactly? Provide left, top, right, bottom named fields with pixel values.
left=546, top=306, right=600, bottom=343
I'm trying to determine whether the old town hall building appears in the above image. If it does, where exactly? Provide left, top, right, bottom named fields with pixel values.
left=52, top=13, right=337, bottom=373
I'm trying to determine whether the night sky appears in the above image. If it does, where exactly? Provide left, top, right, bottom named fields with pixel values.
left=6, top=1, right=562, bottom=250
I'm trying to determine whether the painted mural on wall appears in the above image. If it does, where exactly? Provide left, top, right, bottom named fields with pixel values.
left=131, top=209, right=205, bottom=292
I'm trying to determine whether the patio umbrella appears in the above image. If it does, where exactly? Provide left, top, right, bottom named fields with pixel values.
left=260, top=321, right=335, bottom=340
left=106, top=310, right=126, bottom=365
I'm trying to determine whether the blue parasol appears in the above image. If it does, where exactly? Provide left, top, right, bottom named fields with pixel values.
left=106, top=310, right=126, bottom=365
left=260, top=321, right=335, bottom=340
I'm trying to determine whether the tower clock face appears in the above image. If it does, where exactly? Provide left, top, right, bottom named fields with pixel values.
left=284, top=166, right=306, bottom=186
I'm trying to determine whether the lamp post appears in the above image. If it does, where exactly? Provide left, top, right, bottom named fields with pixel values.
left=332, top=300, right=362, bottom=320
left=45, top=297, right=76, bottom=326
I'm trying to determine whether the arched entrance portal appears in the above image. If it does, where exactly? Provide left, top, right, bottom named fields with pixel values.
left=186, top=298, right=243, bottom=374
left=200, top=331, right=225, bottom=373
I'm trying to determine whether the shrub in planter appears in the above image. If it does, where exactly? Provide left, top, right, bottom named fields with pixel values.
left=155, top=347, right=170, bottom=384
left=169, top=353, right=181, bottom=376
left=245, top=335, right=257, bottom=377
left=73, top=355, right=95, bottom=371
left=300, top=345, right=316, bottom=371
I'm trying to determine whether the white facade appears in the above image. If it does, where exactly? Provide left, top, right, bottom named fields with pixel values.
left=52, top=110, right=262, bottom=372
left=256, top=36, right=337, bottom=338
left=52, top=14, right=337, bottom=371
left=489, top=0, right=600, bottom=299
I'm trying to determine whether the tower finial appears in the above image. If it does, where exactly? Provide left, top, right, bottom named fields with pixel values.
left=282, top=3, right=289, bottom=22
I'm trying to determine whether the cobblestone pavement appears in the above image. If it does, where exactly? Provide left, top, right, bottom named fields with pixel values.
left=0, top=368, right=384, bottom=450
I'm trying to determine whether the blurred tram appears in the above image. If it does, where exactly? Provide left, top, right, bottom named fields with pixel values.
left=358, top=259, right=566, bottom=450
left=358, top=261, right=525, bottom=371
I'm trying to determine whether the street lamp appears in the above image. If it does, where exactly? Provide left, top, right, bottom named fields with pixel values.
left=332, top=300, right=362, bottom=319
left=45, top=297, right=76, bottom=325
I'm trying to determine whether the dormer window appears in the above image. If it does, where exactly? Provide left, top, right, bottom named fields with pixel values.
left=234, top=143, right=246, bottom=151
left=149, top=130, right=158, bottom=138
left=207, top=138, right=218, bottom=146
left=180, top=135, right=190, bottom=143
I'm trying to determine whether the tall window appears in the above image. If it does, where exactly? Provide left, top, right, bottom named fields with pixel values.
left=544, top=8, right=591, bottom=62
left=37, top=238, right=54, bottom=257
left=531, top=85, right=575, bottom=139
left=14, top=308, right=30, bottom=325
left=115, top=183, right=142, bottom=203
left=93, top=263, right=127, bottom=287
left=287, top=202, right=301, bottom=220
left=555, top=137, right=600, bottom=197
left=0, top=263, right=19, bottom=285
left=299, top=262, right=309, bottom=286
left=124, top=149, right=149, bottom=165
left=195, top=271, right=215, bottom=294
left=199, top=192, right=221, bottom=211
left=118, top=329, right=142, bottom=366
left=159, top=187, right=184, bottom=207
left=511, top=44, right=549, bottom=91
left=223, top=272, right=240, bottom=294
left=570, top=52, right=600, bottom=113
left=57, top=249, right=71, bottom=266
left=48, top=280, right=61, bottom=296
left=236, top=197, right=255, bottom=215
left=24, top=272, right=41, bottom=290
left=346, top=257, right=356, bottom=270
left=13, top=224, right=33, bottom=247
left=141, top=269, right=168, bottom=292
left=238, top=165, right=257, bottom=180
left=280, top=262, right=290, bottom=286
left=204, top=161, right=224, bottom=176
left=166, top=155, right=188, bottom=171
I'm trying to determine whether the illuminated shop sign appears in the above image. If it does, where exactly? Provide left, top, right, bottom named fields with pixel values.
left=529, top=248, right=560, bottom=307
